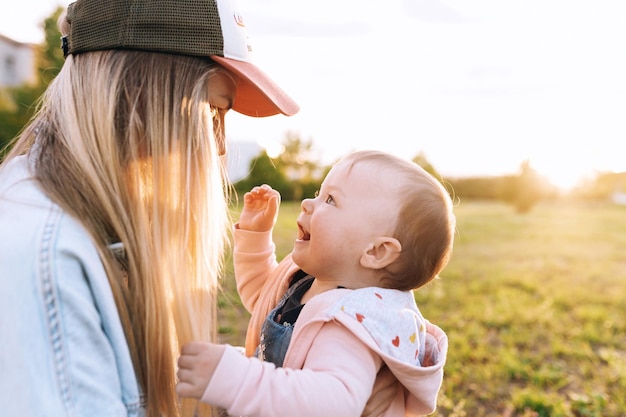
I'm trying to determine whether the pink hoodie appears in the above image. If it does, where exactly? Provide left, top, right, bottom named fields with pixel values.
left=200, top=228, right=448, bottom=417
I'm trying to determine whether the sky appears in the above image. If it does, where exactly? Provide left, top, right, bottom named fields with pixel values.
left=2, top=0, right=626, bottom=190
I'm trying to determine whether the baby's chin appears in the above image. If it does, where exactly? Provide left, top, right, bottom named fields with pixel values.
left=290, top=247, right=307, bottom=269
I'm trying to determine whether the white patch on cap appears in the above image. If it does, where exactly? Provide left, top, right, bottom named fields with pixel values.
left=216, top=0, right=253, bottom=62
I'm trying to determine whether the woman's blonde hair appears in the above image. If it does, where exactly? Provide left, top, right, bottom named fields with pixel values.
left=339, top=150, right=456, bottom=291
left=7, top=45, right=230, bottom=416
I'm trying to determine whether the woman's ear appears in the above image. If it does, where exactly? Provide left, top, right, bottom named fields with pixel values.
left=360, top=237, right=402, bottom=270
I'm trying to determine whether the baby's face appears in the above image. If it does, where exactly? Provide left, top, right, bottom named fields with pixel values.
left=293, top=160, right=400, bottom=278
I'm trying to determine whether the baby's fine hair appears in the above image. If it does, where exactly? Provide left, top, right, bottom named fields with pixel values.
left=339, top=150, right=456, bottom=291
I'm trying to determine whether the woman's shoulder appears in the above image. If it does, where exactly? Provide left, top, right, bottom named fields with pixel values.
left=0, top=155, right=111, bottom=299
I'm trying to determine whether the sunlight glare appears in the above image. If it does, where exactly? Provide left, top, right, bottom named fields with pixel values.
left=530, top=157, right=590, bottom=192
left=257, top=139, right=284, bottom=159
left=528, top=144, right=626, bottom=192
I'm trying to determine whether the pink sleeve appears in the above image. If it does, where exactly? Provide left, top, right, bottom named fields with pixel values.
left=232, top=227, right=278, bottom=313
left=202, top=322, right=382, bottom=417
left=233, top=226, right=302, bottom=356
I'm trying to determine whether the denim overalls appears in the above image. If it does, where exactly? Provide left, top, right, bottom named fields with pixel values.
left=258, top=272, right=314, bottom=367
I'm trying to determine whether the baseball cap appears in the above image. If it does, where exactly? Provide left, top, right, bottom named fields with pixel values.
left=63, top=0, right=299, bottom=117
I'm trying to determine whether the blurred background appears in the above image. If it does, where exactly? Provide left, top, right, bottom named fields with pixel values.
left=2, top=0, right=626, bottom=196
left=1, top=4, right=625, bottom=415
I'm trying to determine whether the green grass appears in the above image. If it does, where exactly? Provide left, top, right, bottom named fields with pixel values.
left=217, top=200, right=626, bottom=416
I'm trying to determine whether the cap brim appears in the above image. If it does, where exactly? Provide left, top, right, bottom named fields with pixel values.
left=211, top=55, right=299, bottom=117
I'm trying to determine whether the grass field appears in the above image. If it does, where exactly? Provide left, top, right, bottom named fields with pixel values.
left=217, top=200, right=626, bottom=417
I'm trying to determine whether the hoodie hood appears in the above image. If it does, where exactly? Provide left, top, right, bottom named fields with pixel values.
left=292, top=287, right=448, bottom=415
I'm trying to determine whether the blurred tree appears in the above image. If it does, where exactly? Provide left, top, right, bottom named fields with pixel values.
left=447, top=176, right=509, bottom=200
left=570, top=171, right=626, bottom=201
left=506, top=160, right=542, bottom=213
left=0, top=7, right=64, bottom=158
left=233, top=151, right=294, bottom=199
left=39, top=7, right=66, bottom=85
left=0, top=84, right=43, bottom=157
left=233, top=131, right=326, bottom=201
left=412, top=151, right=440, bottom=180
left=411, top=150, right=458, bottom=199
left=274, top=131, right=322, bottom=201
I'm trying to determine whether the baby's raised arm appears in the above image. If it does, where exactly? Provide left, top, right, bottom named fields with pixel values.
left=237, top=184, right=281, bottom=232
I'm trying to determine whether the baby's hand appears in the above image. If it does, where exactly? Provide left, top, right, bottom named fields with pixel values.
left=238, top=184, right=281, bottom=232
left=176, top=342, right=224, bottom=400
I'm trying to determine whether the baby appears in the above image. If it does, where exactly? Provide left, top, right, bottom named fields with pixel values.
left=177, top=150, right=456, bottom=417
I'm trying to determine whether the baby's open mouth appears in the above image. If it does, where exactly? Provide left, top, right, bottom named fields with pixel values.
left=297, top=223, right=310, bottom=241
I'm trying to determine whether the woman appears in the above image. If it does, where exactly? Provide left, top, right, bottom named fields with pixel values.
left=0, top=0, right=297, bottom=416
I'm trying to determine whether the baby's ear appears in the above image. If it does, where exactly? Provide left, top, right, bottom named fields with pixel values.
left=360, top=237, right=402, bottom=270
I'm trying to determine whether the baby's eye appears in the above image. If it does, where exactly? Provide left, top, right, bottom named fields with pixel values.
left=325, top=195, right=335, bottom=205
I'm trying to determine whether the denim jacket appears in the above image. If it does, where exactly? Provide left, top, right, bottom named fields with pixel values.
left=0, top=156, right=144, bottom=416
